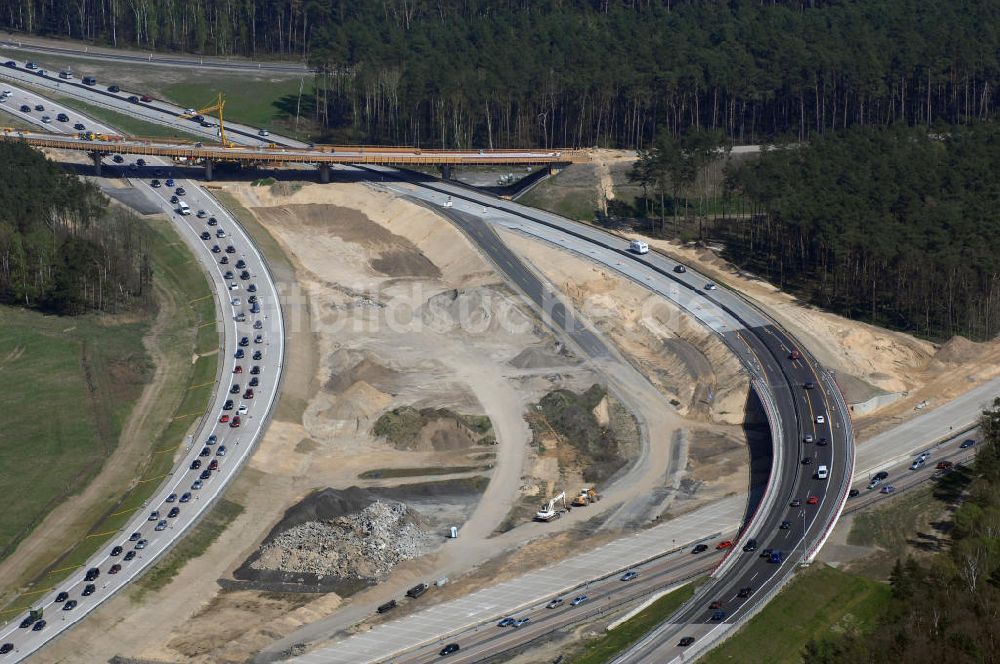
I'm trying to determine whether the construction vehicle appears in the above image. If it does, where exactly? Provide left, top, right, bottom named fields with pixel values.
left=571, top=487, right=601, bottom=506
left=534, top=491, right=567, bottom=522
left=179, top=92, right=232, bottom=146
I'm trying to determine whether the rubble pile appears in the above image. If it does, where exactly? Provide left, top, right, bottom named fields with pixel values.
left=250, top=501, right=434, bottom=581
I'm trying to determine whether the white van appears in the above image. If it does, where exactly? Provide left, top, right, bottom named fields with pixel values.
left=629, top=239, right=649, bottom=254
left=176, top=201, right=191, bottom=215
left=816, top=465, right=829, bottom=480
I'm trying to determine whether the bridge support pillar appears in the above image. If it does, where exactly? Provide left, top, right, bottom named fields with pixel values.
left=318, top=163, right=331, bottom=184
left=89, top=152, right=102, bottom=176
left=441, top=164, right=452, bottom=180
left=204, top=159, right=214, bottom=181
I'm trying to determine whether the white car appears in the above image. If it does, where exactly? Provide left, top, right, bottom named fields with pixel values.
left=815, top=415, right=826, bottom=424
left=816, top=465, right=829, bottom=480
left=258, top=128, right=270, bottom=137
left=232, top=297, right=242, bottom=306
left=237, top=404, right=248, bottom=415
left=229, top=283, right=239, bottom=291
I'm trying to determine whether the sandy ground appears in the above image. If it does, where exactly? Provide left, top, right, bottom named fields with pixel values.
left=632, top=237, right=1000, bottom=439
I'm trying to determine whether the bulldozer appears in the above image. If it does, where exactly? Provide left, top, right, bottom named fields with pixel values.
left=571, top=487, right=600, bottom=507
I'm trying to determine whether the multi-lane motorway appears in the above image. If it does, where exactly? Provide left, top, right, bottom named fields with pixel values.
left=0, top=86, right=285, bottom=661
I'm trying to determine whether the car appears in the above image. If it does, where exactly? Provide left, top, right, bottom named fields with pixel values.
left=236, top=259, right=247, bottom=269
left=910, top=459, right=925, bottom=470
left=155, top=519, right=168, bottom=531
left=31, top=620, right=46, bottom=631
left=801, top=456, right=813, bottom=465
left=74, top=122, right=85, bottom=130
left=248, top=295, right=258, bottom=303
left=56, top=591, right=69, bottom=602
left=673, top=265, right=686, bottom=273
left=148, top=510, right=160, bottom=521
left=678, top=636, right=696, bottom=647
left=201, top=445, right=213, bottom=456
left=711, top=609, right=725, bottom=621
left=233, top=365, right=243, bottom=374
left=63, top=599, right=78, bottom=611
left=249, top=377, right=259, bottom=387
left=497, top=617, right=516, bottom=627
left=960, top=439, right=976, bottom=449
left=208, top=459, right=219, bottom=471
left=238, top=404, right=248, bottom=415
left=230, top=416, right=241, bottom=428
left=128, top=95, right=139, bottom=103
left=197, top=209, right=208, bottom=218
left=200, top=232, right=211, bottom=240
left=715, top=540, right=733, bottom=550
left=56, top=113, right=69, bottom=122
left=546, top=598, right=564, bottom=609
left=807, top=495, right=819, bottom=505
left=571, top=595, right=588, bottom=606
left=742, top=538, right=758, bottom=552
left=816, top=415, right=826, bottom=424
left=250, top=365, right=261, bottom=375
left=207, top=434, right=217, bottom=445
left=803, top=381, right=816, bottom=389
left=34, top=104, right=44, bottom=111
left=136, top=158, right=146, bottom=166
left=231, top=383, right=241, bottom=393
left=41, top=115, right=51, bottom=123
left=849, top=488, right=861, bottom=498
left=243, top=390, right=254, bottom=400
left=123, top=550, right=136, bottom=561
left=191, top=459, right=202, bottom=470
left=111, top=545, right=123, bottom=556
left=168, top=507, right=180, bottom=518
left=212, top=244, right=222, bottom=253
left=180, top=492, right=192, bottom=503
left=816, top=465, right=829, bottom=479
left=254, top=334, right=263, bottom=344
left=513, top=617, right=531, bottom=627
left=709, top=600, right=723, bottom=610
left=135, top=539, right=148, bottom=549
left=253, top=350, right=262, bottom=360
left=439, top=643, right=460, bottom=656
left=224, top=271, right=234, bottom=280
left=803, top=434, right=815, bottom=443
left=170, top=195, right=179, bottom=204
left=248, top=283, right=257, bottom=293
left=4, top=60, right=16, bottom=67
left=208, top=217, right=218, bottom=226
left=19, top=616, right=37, bottom=628
left=82, top=584, right=96, bottom=596
left=240, top=270, right=250, bottom=280
left=780, top=520, right=791, bottom=530
left=223, top=400, right=234, bottom=411
left=226, top=245, right=236, bottom=253
left=217, top=446, right=227, bottom=456
left=918, top=451, right=932, bottom=461
left=817, top=437, right=829, bottom=446
left=34, top=68, right=46, bottom=76
left=692, top=543, right=708, bottom=554
left=25, top=61, right=37, bottom=69
left=705, top=282, right=717, bottom=290
left=165, top=178, right=175, bottom=187
left=880, top=485, right=896, bottom=494
left=19, top=104, right=29, bottom=112
left=234, top=311, right=244, bottom=321
left=216, top=229, right=227, bottom=238
left=108, top=85, right=121, bottom=93
left=151, top=179, right=161, bottom=188
left=737, top=586, right=753, bottom=598
left=759, top=548, right=773, bottom=558
left=109, top=564, right=121, bottom=574
left=769, top=550, right=784, bottom=564
left=259, top=128, right=270, bottom=136
left=129, top=531, right=141, bottom=542
left=175, top=187, right=186, bottom=195
left=790, top=498, right=802, bottom=507
left=200, top=469, right=212, bottom=480
left=234, top=349, right=244, bottom=359
left=192, top=480, right=204, bottom=490
left=239, top=336, right=249, bottom=347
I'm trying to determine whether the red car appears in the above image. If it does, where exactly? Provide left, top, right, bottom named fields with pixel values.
left=230, top=416, right=241, bottom=428
left=806, top=495, right=819, bottom=505
left=233, top=365, right=243, bottom=374
left=140, top=95, right=152, bottom=102
left=219, top=414, right=230, bottom=423
left=715, top=540, right=734, bottom=550
left=208, top=459, right=219, bottom=471
left=108, top=564, right=122, bottom=575
left=709, top=600, right=723, bottom=610
left=243, top=389, right=254, bottom=399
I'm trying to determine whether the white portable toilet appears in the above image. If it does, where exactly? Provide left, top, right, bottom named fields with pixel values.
left=448, top=526, right=459, bottom=538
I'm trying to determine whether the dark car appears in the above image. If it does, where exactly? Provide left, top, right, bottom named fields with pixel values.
left=709, top=600, right=723, bottom=610
left=848, top=488, right=861, bottom=498
left=166, top=493, right=177, bottom=502
left=74, top=122, right=86, bottom=130
left=168, top=507, right=180, bottom=518
left=235, top=348, right=245, bottom=359
left=208, top=217, right=218, bottom=226
left=230, top=416, right=241, bottom=428
left=212, top=244, right=222, bottom=253
left=85, top=567, right=100, bottom=582
left=141, top=95, right=152, bottom=102
left=230, top=383, right=241, bottom=393
left=34, top=104, right=44, bottom=111
left=960, top=439, right=976, bottom=449
left=208, top=459, right=219, bottom=471
left=129, top=531, right=141, bottom=542
left=678, top=636, right=696, bottom=647
left=108, top=564, right=121, bottom=574
left=711, top=610, right=725, bottom=621
left=801, top=456, right=813, bottom=465
left=175, top=187, right=186, bottom=195
left=250, top=366, right=261, bottom=375
left=217, top=446, right=227, bottom=456
left=0, top=643, right=12, bottom=654
left=19, top=616, right=36, bottom=629
left=497, top=617, right=515, bottom=627
left=239, top=337, right=249, bottom=347
left=236, top=259, right=247, bottom=269
left=440, top=644, right=460, bottom=656
left=244, top=389, right=254, bottom=399
left=225, top=245, right=236, bottom=254
left=803, top=381, right=816, bottom=389
left=673, top=265, right=686, bottom=273
left=180, top=492, right=192, bottom=503
left=107, top=84, right=120, bottom=92
left=4, top=60, right=16, bottom=67
left=63, top=600, right=78, bottom=611
left=252, top=350, right=262, bottom=361
left=201, top=446, right=212, bottom=456
left=248, top=283, right=257, bottom=293
left=82, top=584, right=96, bottom=596
left=249, top=377, right=259, bottom=387
left=224, top=270, right=234, bottom=279
left=780, top=520, right=791, bottom=530
left=123, top=550, right=136, bottom=561
left=31, top=620, right=46, bottom=631
left=19, top=104, right=30, bottom=112
left=223, top=400, right=234, bottom=411
left=760, top=548, right=773, bottom=558
left=136, top=158, right=146, bottom=166
left=200, top=232, right=211, bottom=240
left=790, top=498, right=802, bottom=507
left=190, top=459, right=202, bottom=470
left=55, top=591, right=69, bottom=602
left=128, top=95, right=139, bottom=103
left=200, top=469, right=212, bottom=480
left=742, top=538, right=757, bottom=552
left=817, top=437, right=829, bottom=446
left=170, top=195, right=179, bottom=204
left=692, top=543, right=708, bottom=554
left=56, top=113, right=69, bottom=122
left=738, top=586, right=753, bottom=598
left=240, top=270, right=251, bottom=280
left=110, top=545, right=123, bottom=556
left=151, top=179, right=161, bottom=187
left=219, top=255, right=228, bottom=263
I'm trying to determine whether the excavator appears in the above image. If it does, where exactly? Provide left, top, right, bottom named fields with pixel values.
left=571, top=487, right=601, bottom=507
left=534, top=491, right=567, bottom=522
left=178, top=92, right=232, bottom=146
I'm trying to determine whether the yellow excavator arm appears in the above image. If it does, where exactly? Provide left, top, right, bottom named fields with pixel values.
left=178, top=92, right=230, bottom=146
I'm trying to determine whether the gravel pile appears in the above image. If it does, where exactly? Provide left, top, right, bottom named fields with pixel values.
left=250, top=501, right=434, bottom=581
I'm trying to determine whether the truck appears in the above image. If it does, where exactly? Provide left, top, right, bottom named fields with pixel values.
left=376, top=600, right=397, bottom=614
left=628, top=239, right=649, bottom=254
left=406, top=583, right=428, bottom=599
left=82, top=75, right=96, bottom=86
left=571, top=487, right=600, bottom=507
left=176, top=201, right=191, bottom=215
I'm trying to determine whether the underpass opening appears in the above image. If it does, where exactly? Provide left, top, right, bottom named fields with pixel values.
left=740, top=387, right=774, bottom=531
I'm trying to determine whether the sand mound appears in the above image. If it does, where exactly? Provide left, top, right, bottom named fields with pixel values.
left=933, top=335, right=981, bottom=365
left=420, top=286, right=535, bottom=337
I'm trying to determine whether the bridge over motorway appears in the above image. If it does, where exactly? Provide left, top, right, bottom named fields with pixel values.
left=0, top=129, right=583, bottom=181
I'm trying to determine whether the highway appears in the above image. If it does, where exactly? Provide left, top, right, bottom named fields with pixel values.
left=0, top=85, right=285, bottom=661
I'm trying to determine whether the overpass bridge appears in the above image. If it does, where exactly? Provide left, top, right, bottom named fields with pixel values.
left=0, top=129, right=583, bottom=181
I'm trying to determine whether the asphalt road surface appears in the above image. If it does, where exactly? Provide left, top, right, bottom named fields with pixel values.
left=0, top=85, right=285, bottom=661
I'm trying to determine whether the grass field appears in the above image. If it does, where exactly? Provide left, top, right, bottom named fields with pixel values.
left=0, top=307, right=151, bottom=561
left=700, top=565, right=890, bottom=664
left=0, top=214, right=219, bottom=617
left=567, top=580, right=698, bottom=664
left=55, top=96, right=205, bottom=141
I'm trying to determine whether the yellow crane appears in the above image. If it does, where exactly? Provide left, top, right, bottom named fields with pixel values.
left=178, top=92, right=231, bottom=146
